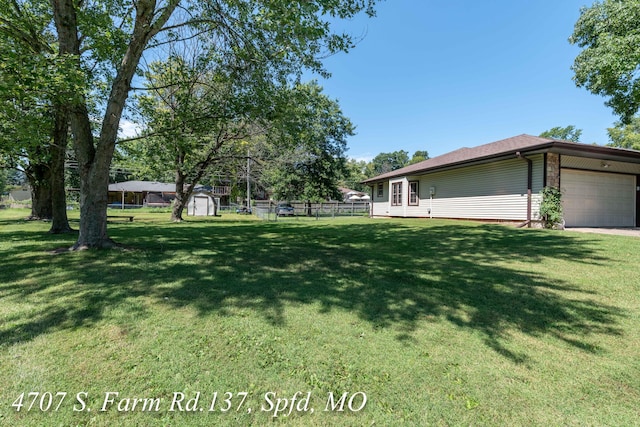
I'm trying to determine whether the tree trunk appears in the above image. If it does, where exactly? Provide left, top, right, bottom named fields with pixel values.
left=52, top=0, right=177, bottom=249
left=171, top=198, right=185, bottom=222
left=70, top=103, right=117, bottom=249
left=24, top=107, right=72, bottom=231
left=170, top=146, right=216, bottom=222
left=73, top=161, right=115, bottom=249
left=49, top=105, right=73, bottom=234
left=171, top=167, right=187, bottom=222
left=52, top=0, right=110, bottom=249
left=25, top=146, right=53, bottom=220
left=28, top=165, right=52, bottom=220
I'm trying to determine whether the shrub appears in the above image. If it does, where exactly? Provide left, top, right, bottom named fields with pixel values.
left=539, top=186, right=563, bottom=229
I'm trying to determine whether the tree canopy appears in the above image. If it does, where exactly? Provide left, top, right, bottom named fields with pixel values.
left=6, top=0, right=379, bottom=248
left=337, top=149, right=430, bottom=192
left=370, top=150, right=409, bottom=175
left=341, top=159, right=371, bottom=192
left=408, top=150, right=429, bottom=165
left=539, top=126, right=582, bottom=142
left=263, top=82, right=353, bottom=203
left=608, top=116, right=640, bottom=151
left=0, top=0, right=77, bottom=231
left=570, top=0, right=640, bottom=123
left=127, top=51, right=273, bottom=221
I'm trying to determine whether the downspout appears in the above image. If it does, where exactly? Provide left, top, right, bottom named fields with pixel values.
left=369, top=185, right=373, bottom=218
left=516, top=152, right=532, bottom=228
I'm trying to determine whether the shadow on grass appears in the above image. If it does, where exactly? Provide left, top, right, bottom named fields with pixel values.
left=0, top=218, right=625, bottom=363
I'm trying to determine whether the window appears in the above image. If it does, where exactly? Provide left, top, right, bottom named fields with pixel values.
left=409, top=181, right=419, bottom=206
left=377, top=182, right=383, bottom=198
left=392, top=182, right=402, bottom=206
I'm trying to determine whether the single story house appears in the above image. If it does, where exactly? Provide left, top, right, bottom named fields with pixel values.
left=8, top=189, right=32, bottom=202
left=362, top=134, right=640, bottom=228
left=107, top=181, right=231, bottom=208
left=108, top=181, right=178, bottom=207
left=339, top=187, right=371, bottom=202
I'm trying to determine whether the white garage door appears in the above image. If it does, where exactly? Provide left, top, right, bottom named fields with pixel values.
left=562, top=169, right=636, bottom=227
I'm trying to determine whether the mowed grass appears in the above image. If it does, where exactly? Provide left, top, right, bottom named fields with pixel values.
left=0, top=208, right=639, bottom=426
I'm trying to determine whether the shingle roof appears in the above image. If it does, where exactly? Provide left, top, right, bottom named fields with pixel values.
left=363, top=134, right=554, bottom=183
left=108, top=181, right=176, bottom=192
left=362, top=134, right=640, bottom=183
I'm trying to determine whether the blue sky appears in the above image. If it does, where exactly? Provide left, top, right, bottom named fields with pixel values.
left=313, top=0, right=617, bottom=161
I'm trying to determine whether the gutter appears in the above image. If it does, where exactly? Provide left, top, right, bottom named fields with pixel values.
left=516, top=151, right=532, bottom=228
left=362, top=139, right=640, bottom=186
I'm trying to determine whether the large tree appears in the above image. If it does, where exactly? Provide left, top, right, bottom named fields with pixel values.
left=539, top=125, right=582, bottom=142
left=608, top=116, right=640, bottom=150
left=370, top=150, right=409, bottom=175
left=408, top=150, right=429, bottom=165
left=0, top=168, right=7, bottom=197
left=341, top=158, right=371, bottom=192
left=570, top=0, right=640, bottom=123
left=48, top=0, right=377, bottom=249
left=0, top=1, right=73, bottom=232
left=263, top=82, right=353, bottom=208
left=128, top=52, right=269, bottom=221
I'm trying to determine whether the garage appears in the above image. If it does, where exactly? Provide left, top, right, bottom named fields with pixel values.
left=561, top=169, right=636, bottom=227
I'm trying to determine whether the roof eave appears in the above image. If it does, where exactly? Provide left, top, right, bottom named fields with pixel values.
left=361, top=143, right=552, bottom=185
left=545, top=141, right=640, bottom=163
left=361, top=141, right=640, bottom=185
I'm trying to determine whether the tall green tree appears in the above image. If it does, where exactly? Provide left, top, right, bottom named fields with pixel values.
left=48, top=0, right=378, bottom=248
left=128, top=52, right=270, bottom=221
left=408, top=150, right=429, bottom=165
left=539, top=126, right=582, bottom=142
left=263, top=82, right=353, bottom=209
left=0, top=168, right=7, bottom=197
left=370, top=150, right=409, bottom=175
left=341, top=158, right=370, bottom=192
left=570, top=0, right=640, bottom=123
left=607, top=116, right=640, bottom=150
left=0, top=0, right=73, bottom=232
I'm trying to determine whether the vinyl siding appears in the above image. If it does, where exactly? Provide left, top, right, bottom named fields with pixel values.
left=371, top=182, right=390, bottom=216
left=388, top=178, right=407, bottom=217
left=371, top=155, right=544, bottom=220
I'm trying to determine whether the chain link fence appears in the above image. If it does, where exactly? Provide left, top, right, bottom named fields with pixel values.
left=252, top=201, right=370, bottom=221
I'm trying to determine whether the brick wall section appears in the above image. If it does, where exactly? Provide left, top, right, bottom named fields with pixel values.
left=546, top=153, right=560, bottom=188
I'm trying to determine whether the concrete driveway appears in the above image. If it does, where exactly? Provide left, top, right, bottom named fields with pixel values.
left=565, top=227, right=640, bottom=237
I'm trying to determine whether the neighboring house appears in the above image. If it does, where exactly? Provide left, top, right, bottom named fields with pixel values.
left=108, top=181, right=176, bottom=207
left=362, top=134, right=640, bottom=228
left=339, top=187, right=370, bottom=202
left=8, top=189, right=31, bottom=202
left=4, top=189, right=32, bottom=208
left=193, top=184, right=231, bottom=207
left=107, top=181, right=230, bottom=208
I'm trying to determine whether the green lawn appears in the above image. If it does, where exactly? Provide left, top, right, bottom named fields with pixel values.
left=1, top=208, right=639, bottom=426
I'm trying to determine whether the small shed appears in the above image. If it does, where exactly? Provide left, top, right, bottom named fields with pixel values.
left=187, top=192, right=219, bottom=216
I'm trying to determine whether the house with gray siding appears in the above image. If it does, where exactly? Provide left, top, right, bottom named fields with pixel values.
left=107, top=180, right=231, bottom=208
left=363, top=134, right=640, bottom=228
